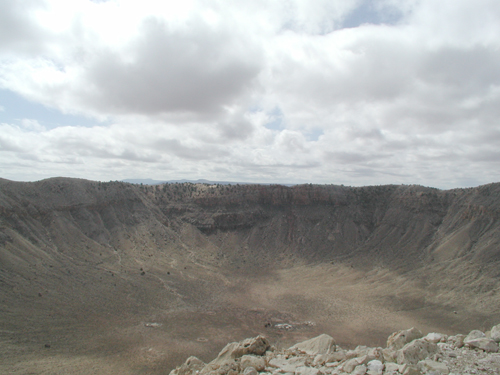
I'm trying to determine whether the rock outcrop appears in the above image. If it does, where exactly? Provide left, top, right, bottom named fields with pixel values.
left=171, top=324, right=500, bottom=375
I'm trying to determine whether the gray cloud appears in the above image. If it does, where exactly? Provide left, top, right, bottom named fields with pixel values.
left=77, top=16, right=261, bottom=117
left=0, top=136, right=24, bottom=152
left=0, top=1, right=49, bottom=56
left=418, top=45, right=500, bottom=95
left=154, top=138, right=229, bottom=161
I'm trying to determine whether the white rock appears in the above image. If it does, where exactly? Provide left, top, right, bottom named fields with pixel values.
left=397, top=339, right=439, bottom=365
left=447, top=334, right=465, bottom=349
left=400, top=364, right=422, bottom=375
left=387, top=328, right=423, bottom=351
left=491, top=324, right=500, bottom=343
left=241, top=355, right=266, bottom=371
left=210, top=336, right=270, bottom=365
left=170, top=356, right=205, bottom=375
left=343, top=356, right=367, bottom=373
left=295, top=366, right=320, bottom=375
left=384, top=362, right=402, bottom=373
left=367, top=359, right=384, bottom=375
left=466, top=338, right=499, bottom=352
left=424, top=332, right=446, bottom=343
left=268, top=355, right=307, bottom=372
left=352, top=364, right=367, bottom=375
left=354, top=346, right=369, bottom=356
left=366, top=347, right=383, bottom=362
left=382, top=348, right=397, bottom=363
left=326, top=350, right=346, bottom=362
left=417, top=359, right=450, bottom=374
left=243, top=366, right=258, bottom=375
left=290, top=334, right=336, bottom=355
left=313, top=354, right=327, bottom=366
left=367, top=359, right=384, bottom=370
left=464, top=330, right=486, bottom=343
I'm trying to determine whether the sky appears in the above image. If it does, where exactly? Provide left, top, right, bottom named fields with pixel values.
left=1, top=0, right=500, bottom=189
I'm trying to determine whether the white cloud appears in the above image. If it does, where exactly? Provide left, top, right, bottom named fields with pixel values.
left=1, top=0, right=500, bottom=188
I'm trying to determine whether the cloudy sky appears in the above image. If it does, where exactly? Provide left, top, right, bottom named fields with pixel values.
left=1, top=0, right=499, bottom=188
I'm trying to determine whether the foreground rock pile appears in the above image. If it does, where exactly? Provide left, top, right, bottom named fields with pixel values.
left=170, top=325, right=500, bottom=375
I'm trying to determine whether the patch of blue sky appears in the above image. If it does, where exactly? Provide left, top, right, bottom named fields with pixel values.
left=263, top=107, right=285, bottom=131
left=0, top=89, right=103, bottom=129
left=305, top=128, right=324, bottom=142
left=342, top=0, right=404, bottom=29
left=260, top=107, right=323, bottom=140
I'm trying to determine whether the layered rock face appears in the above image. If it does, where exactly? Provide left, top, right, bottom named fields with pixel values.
left=172, top=324, right=500, bottom=375
left=2, top=178, right=500, bottom=269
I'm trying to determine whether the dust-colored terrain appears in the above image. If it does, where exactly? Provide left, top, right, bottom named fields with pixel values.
left=1, top=178, right=500, bottom=374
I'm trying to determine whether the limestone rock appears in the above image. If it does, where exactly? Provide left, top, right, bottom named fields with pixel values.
left=211, top=336, right=270, bottom=366
left=290, top=334, right=336, bottom=355
left=313, top=354, right=326, bottom=366
left=387, top=327, right=423, bottom=351
left=326, top=349, right=346, bottom=362
left=382, top=348, right=397, bottom=363
left=170, top=356, right=205, bottom=375
left=464, top=329, right=486, bottom=343
left=417, top=359, right=449, bottom=374
left=240, top=355, right=265, bottom=371
left=295, top=366, right=320, bottom=375
left=397, top=339, right=438, bottom=365
left=400, top=364, right=422, bottom=375
left=268, top=355, right=308, bottom=372
left=447, top=334, right=465, bottom=348
left=243, top=367, right=258, bottom=375
left=366, top=347, right=383, bottom=362
left=343, top=356, right=368, bottom=373
left=351, top=364, right=367, bottom=375
left=424, top=332, right=446, bottom=344
left=384, top=362, right=403, bottom=374
left=466, top=338, right=499, bottom=352
left=491, top=324, right=500, bottom=343
left=367, top=359, right=384, bottom=375
left=172, top=327, right=500, bottom=375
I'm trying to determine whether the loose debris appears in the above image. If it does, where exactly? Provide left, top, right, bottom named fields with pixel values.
left=170, top=324, right=500, bottom=375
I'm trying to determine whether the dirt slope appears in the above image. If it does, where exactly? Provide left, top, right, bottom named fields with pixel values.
left=1, top=178, right=499, bottom=373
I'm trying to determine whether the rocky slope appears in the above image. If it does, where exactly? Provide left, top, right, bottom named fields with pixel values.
left=1, top=177, right=500, bottom=373
left=172, top=324, right=500, bottom=375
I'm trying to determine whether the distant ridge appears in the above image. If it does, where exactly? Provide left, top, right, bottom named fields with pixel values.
left=122, top=178, right=295, bottom=186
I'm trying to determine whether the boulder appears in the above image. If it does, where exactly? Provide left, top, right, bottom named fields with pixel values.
left=382, top=348, right=397, bottom=363
left=397, top=339, right=438, bottom=365
left=417, top=359, right=449, bottom=374
left=400, top=364, right=422, bottom=375
left=313, top=354, right=326, bottom=366
left=466, top=338, right=499, bottom=352
left=240, top=355, right=265, bottom=371
left=447, top=334, right=465, bottom=348
left=290, top=334, right=336, bottom=355
left=491, top=324, right=500, bottom=343
left=366, top=347, right=383, bottom=362
left=268, top=355, right=308, bottom=372
left=243, top=367, right=257, bottom=375
left=384, top=362, right=403, bottom=373
left=326, top=349, right=346, bottom=362
left=352, top=364, right=367, bottom=375
left=343, top=356, right=368, bottom=373
left=169, top=356, right=205, bottom=375
left=423, top=332, right=446, bottom=344
left=295, top=366, right=320, bottom=375
left=387, top=328, right=423, bottom=351
left=464, top=330, right=485, bottom=343
left=367, top=359, right=384, bottom=375
left=211, top=336, right=270, bottom=366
